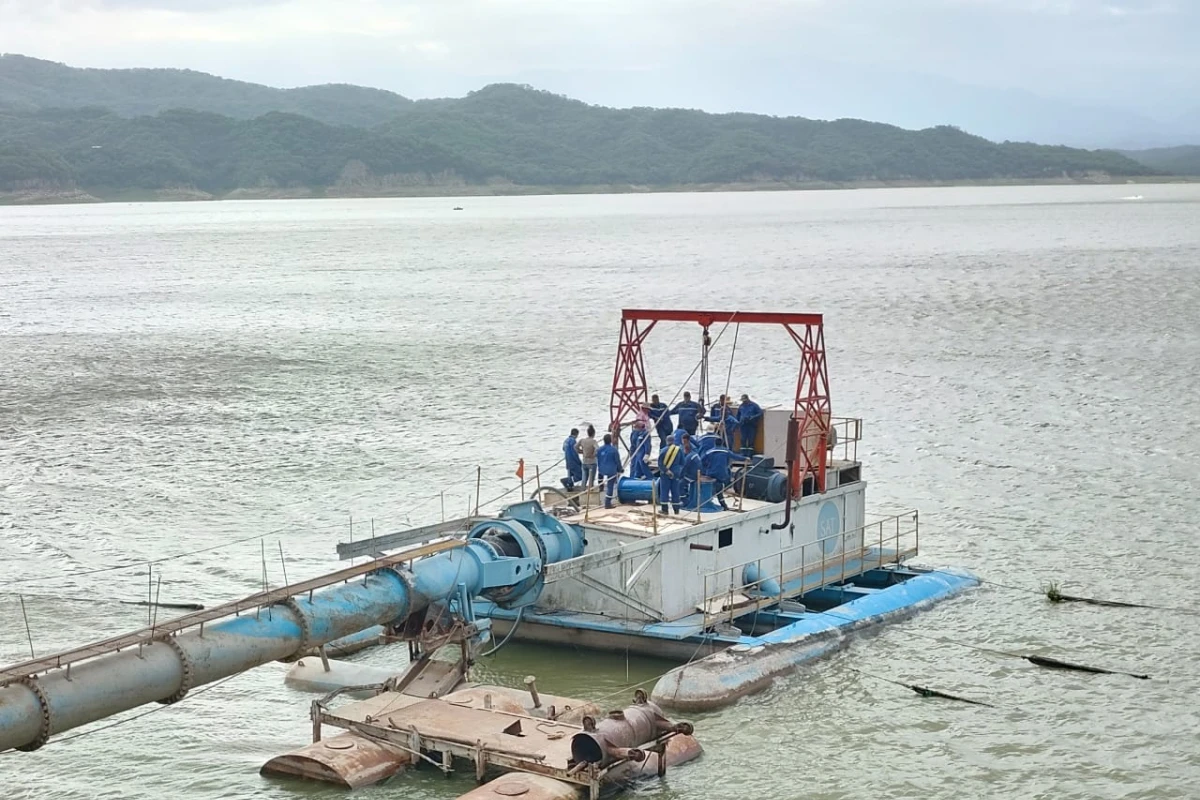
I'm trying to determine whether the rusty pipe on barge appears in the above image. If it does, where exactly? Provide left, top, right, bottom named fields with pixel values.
left=771, top=417, right=801, bottom=531
left=0, top=501, right=583, bottom=753
left=569, top=691, right=693, bottom=767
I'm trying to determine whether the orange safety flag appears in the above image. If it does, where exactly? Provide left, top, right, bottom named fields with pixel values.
left=515, top=458, right=525, bottom=479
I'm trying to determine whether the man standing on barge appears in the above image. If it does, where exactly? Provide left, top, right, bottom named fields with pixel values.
left=649, top=394, right=673, bottom=448
left=671, top=392, right=703, bottom=437
left=596, top=433, right=623, bottom=509
left=562, top=428, right=583, bottom=489
left=738, top=394, right=762, bottom=456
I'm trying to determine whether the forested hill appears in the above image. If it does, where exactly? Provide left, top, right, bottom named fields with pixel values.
left=0, top=54, right=412, bottom=127
left=0, top=55, right=1156, bottom=201
left=1120, top=145, right=1200, bottom=176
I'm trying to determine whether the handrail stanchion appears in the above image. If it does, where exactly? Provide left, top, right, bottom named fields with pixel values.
left=840, top=530, right=846, bottom=588
left=878, top=520, right=884, bottom=569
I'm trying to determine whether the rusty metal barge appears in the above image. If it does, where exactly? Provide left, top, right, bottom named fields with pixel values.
left=0, top=308, right=975, bottom=796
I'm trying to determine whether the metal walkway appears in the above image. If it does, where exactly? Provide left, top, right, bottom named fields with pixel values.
left=0, top=539, right=461, bottom=686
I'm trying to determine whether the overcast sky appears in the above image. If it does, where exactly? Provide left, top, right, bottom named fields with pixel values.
left=1, top=0, right=1196, bottom=140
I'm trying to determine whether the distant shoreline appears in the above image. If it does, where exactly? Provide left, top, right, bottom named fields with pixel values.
left=1, top=175, right=1195, bottom=206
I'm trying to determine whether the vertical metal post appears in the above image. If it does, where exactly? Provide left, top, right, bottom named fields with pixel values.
left=151, top=574, right=162, bottom=636
left=840, top=529, right=846, bottom=588
left=19, top=596, right=35, bottom=659
left=651, top=481, right=658, bottom=535
left=278, top=541, right=291, bottom=589
left=878, top=520, right=883, bottom=569
left=474, top=466, right=482, bottom=515
left=440, top=491, right=445, bottom=523
left=535, top=464, right=541, bottom=494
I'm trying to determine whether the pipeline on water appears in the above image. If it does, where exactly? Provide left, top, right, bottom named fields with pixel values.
left=908, top=565, right=1199, bottom=616
left=848, top=668, right=994, bottom=707
left=812, top=607, right=1152, bottom=682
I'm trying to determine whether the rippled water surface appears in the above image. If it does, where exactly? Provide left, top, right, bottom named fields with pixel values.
left=2, top=186, right=1199, bottom=799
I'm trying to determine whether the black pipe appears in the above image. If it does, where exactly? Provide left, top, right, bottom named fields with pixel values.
left=771, top=418, right=799, bottom=531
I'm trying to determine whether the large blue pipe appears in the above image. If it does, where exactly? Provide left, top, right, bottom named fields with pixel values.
left=0, top=501, right=583, bottom=753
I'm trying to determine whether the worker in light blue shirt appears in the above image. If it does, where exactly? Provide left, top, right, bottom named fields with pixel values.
left=671, top=392, right=703, bottom=436
left=596, top=433, right=623, bottom=509
left=562, top=428, right=583, bottom=489
left=738, top=394, right=763, bottom=455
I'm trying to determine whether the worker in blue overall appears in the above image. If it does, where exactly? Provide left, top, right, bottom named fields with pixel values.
left=648, top=394, right=673, bottom=448
left=562, top=427, right=583, bottom=489
left=657, top=436, right=685, bottom=514
left=718, top=400, right=739, bottom=451
left=596, top=433, right=623, bottom=509
left=738, top=394, right=763, bottom=456
left=680, top=436, right=702, bottom=509
left=701, top=446, right=734, bottom=510
left=671, top=392, right=703, bottom=437
left=706, top=395, right=727, bottom=424
left=628, top=418, right=652, bottom=480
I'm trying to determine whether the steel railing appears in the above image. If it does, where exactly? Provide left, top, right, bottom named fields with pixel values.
left=828, top=416, right=862, bottom=464
left=700, top=509, right=917, bottom=628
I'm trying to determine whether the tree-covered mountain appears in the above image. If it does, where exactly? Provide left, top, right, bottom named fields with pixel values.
left=1121, top=146, right=1200, bottom=176
left=0, top=54, right=412, bottom=128
left=0, top=56, right=1158, bottom=201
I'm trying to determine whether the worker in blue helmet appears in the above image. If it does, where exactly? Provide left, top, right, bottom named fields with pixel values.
left=628, top=415, right=652, bottom=480
left=701, top=446, right=734, bottom=511
left=596, top=433, right=623, bottom=509
left=657, top=435, right=686, bottom=514
left=738, top=394, right=763, bottom=456
left=562, top=427, right=583, bottom=489
left=671, top=391, right=703, bottom=437
left=648, top=393, right=673, bottom=448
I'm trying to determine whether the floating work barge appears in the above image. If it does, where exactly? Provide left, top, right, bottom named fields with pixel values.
left=337, top=309, right=979, bottom=710
left=0, top=308, right=975, bottom=796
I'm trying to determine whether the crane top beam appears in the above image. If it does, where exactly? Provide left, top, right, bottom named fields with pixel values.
left=620, top=309, right=823, bottom=328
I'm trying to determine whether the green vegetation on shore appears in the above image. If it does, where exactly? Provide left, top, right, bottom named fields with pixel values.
left=1118, top=145, right=1200, bottom=176
left=0, top=54, right=1180, bottom=203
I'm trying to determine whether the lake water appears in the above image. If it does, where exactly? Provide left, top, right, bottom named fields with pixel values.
left=1, top=185, right=1199, bottom=799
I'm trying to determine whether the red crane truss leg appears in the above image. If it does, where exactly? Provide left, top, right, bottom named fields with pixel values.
left=786, top=323, right=832, bottom=495
left=609, top=318, right=657, bottom=447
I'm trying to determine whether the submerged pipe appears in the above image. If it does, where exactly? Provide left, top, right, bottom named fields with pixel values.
left=0, top=501, right=583, bottom=753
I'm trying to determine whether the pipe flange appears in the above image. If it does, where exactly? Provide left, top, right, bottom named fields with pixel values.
left=156, top=635, right=193, bottom=705
left=15, top=676, right=51, bottom=752
left=384, top=566, right=418, bottom=610
left=277, top=596, right=312, bottom=660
